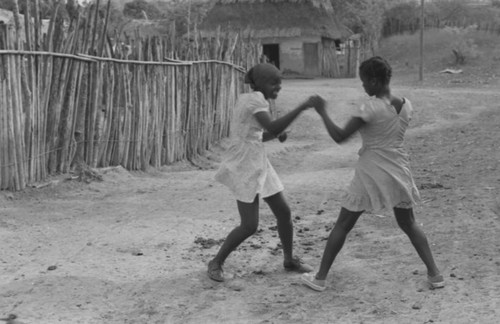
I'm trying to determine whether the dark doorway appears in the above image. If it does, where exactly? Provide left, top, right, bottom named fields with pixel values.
left=262, top=44, right=280, bottom=69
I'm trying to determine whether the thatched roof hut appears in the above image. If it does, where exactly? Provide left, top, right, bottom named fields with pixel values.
left=199, top=0, right=355, bottom=78
left=199, top=0, right=351, bottom=39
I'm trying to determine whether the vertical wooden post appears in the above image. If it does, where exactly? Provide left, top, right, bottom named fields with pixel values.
left=419, top=0, right=425, bottom=82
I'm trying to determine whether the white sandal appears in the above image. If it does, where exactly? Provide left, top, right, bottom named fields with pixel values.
left=301, top=273, right=326, bottom=292
left=428, top=274, right=445, bottom=289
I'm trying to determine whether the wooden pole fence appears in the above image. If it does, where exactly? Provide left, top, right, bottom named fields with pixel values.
left=0, top=2, right=260, bottom=191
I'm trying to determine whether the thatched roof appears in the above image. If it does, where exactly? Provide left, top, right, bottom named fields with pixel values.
left=199, top=0, right=351, bottom=39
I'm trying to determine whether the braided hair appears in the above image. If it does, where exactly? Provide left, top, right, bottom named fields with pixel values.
left=359, top=56, right=392, bottom=85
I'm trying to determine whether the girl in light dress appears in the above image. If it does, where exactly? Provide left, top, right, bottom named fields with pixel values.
left=301, top=56, right=444, bottom=292
left=207, top=63, right=323, bottom=282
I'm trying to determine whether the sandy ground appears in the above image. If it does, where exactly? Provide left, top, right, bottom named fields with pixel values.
left=1, top=77, right=499, bottom=324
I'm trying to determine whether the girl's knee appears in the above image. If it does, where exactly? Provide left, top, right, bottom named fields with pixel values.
left=275, top=208, right=291, bottom=222
left=240, top=221, right=259, bottom=236
left=394, top=208, right=415, bottom=225
left=396, top=221, right=411, bottom=234
left=264, top=192, right=291, bottom=220
left=237, top=199, right=260, bottom=235
left=336, top=208, right=362, bottom=232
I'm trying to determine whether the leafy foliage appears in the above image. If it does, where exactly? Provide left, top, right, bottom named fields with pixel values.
left=331, top=0, right=389, bottom=55
left=444, top=25, right=480, bottom=65
left=99, top=0, right=130, bottom=36
left=112, top=0, right=212, bottom=38
left=123, top=0, right=164, bottom=19
left=0, top=0, right=69, bottom=19
left=382, top=0, right=500, bottom=36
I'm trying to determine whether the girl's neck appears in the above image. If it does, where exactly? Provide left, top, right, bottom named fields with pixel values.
left=254, top=89, right=267, bottom=99
left=375, top=87, right=391, bottom=100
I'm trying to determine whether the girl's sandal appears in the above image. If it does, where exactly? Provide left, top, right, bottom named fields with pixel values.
left=428, top=274, right=445, bottom=289
left=207, top=260, right=224, bottom=282
left=301, top=273, right=326, bottom=292
left=284, top=257, right=313, bottom=273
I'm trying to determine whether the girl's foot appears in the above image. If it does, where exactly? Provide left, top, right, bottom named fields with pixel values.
left=301, top=273, right=326, bottom=292
left=428, top=273, right=445, bottom=289
left=207, top=259, right=224, bottom=282
left=284, top=257, right=313, bottom=273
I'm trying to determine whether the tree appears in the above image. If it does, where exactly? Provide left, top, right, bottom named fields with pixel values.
left=123, top=0, right=164, bottom=20
left=99, top=0, right=130, bottom=35
left=424, top=0, right=470, bottom=26
left=445, top=25, right=480, bottom=65
left=383, top=1, right=420, bottom=36
left=156, top=0, right=212, bottom=37
left=331, top=0, right=389, bottom=55
left=0, top=0, right=68, bottom=19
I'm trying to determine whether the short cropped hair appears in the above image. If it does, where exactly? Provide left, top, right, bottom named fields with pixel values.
left=359, top=56, right=392, bottom=85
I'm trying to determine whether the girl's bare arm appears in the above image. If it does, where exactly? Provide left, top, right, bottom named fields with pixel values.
left=316, top=105, right=365, bottom=144
left=254, top=102, right=308, bottom=137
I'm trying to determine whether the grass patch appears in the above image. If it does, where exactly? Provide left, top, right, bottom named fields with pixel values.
left=377, top=28, right=500, bottom=87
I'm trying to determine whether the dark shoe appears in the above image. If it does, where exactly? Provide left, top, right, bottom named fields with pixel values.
left=207, top=259, right=224, bottom=282
left=284, top=257, right=313, bottom=273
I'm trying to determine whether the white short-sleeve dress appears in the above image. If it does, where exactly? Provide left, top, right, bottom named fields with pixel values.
left=342, top=97, right=420, bottom=212
left=215, top=91, right=284, bottom=203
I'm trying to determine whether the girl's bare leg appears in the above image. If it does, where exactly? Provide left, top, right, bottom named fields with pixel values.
left=265, top=192, right=312, bottom=272
left=394, top=207, right=440, bottom=277
left=211, top=197, right=260, bottom=266
left=264, top=192, right=293, bottom=262
left=316, top=208, right=363, bottom=280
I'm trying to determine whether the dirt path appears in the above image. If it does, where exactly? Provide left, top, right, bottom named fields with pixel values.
left=1, top=79, right=499, bottom=324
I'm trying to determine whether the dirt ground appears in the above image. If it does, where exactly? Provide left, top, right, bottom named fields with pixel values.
left=1, top=76, right=499, bottom=324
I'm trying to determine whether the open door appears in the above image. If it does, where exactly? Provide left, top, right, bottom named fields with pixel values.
left=262, top=43, right=280, bottom=69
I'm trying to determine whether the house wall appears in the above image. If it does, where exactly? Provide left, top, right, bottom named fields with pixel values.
left=261, top=36, right=321, bottom=76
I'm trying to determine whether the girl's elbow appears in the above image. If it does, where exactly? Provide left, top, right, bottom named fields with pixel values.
left=328, top=134, right=341, bottom=143
left=332, top=133, right=348, bottom=144
left=333, top=137, right=344, bottom=144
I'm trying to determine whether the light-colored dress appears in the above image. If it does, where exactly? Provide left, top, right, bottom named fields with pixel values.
left=215, top=91, right=284, bottom=203
left=343, top=97, right=420, bottom=212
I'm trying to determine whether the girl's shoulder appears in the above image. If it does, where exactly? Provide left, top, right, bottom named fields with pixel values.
left=401, top=97, right=414, bottom=117
left=248, top=91, right=269, bottom=110
left=238, top=91, right=269, bottom=114
left=386, top=95, right=414, bottom=119
left=240, top=91, right=266, bottom=101
left=389, top=96, right=405, bottom=114
left=353, top=97, right=379, bottom=122
left=238, top=91, right=267, bottom=105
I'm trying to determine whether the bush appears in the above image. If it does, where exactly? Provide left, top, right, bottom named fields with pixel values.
left=377, top=27, right=492, bottom=71
left=123, top=0, right=164, bottom=20
left=444, top=26, right=480, bottom=65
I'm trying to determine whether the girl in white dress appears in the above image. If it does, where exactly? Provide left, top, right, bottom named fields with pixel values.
left=301, top=56, right=444, bottom=291
left=207, top=63, right=322, bottom=282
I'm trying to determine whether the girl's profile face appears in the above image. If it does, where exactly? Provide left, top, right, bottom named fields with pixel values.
left=255, top=75, right=282, bottom=100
